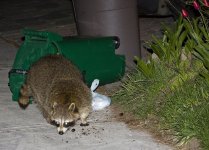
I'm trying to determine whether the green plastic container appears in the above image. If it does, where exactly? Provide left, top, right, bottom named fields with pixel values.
left=8, top=29, right=125, bottom=101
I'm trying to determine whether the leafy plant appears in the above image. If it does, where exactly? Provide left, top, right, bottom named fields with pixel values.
left=113, top=12, right=209, bottom=149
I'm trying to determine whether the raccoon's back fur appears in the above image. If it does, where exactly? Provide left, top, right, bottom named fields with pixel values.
left=19, top=55, right=92, bottom=132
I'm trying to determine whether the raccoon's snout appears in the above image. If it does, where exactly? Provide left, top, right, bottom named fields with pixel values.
left=59, top=131, right=64, bottom=135
left=57, top=126, right=69, bottom=135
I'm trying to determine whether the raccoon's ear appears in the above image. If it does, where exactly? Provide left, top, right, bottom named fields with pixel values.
left=53, top=102, right=58, bottom=109
left=68, top=103, right=75, bottom=112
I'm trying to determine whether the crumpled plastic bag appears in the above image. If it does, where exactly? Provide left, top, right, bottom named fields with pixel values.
left=91, top=79, right=111, bottom=111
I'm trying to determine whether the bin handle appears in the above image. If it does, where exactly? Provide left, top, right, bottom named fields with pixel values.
left=51, top=41, right=62, bottom=55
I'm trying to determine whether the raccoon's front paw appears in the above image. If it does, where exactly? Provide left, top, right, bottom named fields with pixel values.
left=80, top=112, right=89, bottom=126
left=18, top=96, right=29, bottom=109
left=80, top=123, right=89, bottom=126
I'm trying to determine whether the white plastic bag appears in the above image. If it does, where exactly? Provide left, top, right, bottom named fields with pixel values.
left=91, top=79, right=111, bottom=111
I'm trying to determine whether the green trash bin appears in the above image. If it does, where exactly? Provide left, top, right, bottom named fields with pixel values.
left=8, top=29, right=125, bottom=101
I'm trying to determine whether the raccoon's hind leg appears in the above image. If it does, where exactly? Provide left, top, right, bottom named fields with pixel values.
left=79, top=108, right=90, bottom=126
left=18, top=84, right=31, bottom=109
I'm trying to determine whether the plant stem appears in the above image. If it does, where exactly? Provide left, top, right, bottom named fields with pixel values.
left=199, top=10, right=209, bottom=33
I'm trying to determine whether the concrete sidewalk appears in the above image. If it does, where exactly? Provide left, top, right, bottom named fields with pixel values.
left=0, top=39, right=173, bottom=150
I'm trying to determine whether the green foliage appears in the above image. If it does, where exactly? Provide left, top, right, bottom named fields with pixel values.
left=148, top=17, right=188, bottom=65
left=159, top=77, right=209, bottom=146
left=134, top=56, right=155, bottom=78
left=112, top=16, right=209, bottom=149
left=183, top=17, right=209, bottom=87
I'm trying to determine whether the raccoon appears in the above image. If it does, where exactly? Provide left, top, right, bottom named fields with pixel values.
left=18, top=55, right=92, bottom=135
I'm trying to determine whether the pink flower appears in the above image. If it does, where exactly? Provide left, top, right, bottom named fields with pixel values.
left=203, top=0, right=209, bottom=7
left=193, top=1, right=200, bottom=10
left=181, top=9, right=189, bottom=18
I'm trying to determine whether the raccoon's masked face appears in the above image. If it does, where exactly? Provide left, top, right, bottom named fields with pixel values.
left=50, top=102, right=76, bottom=135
